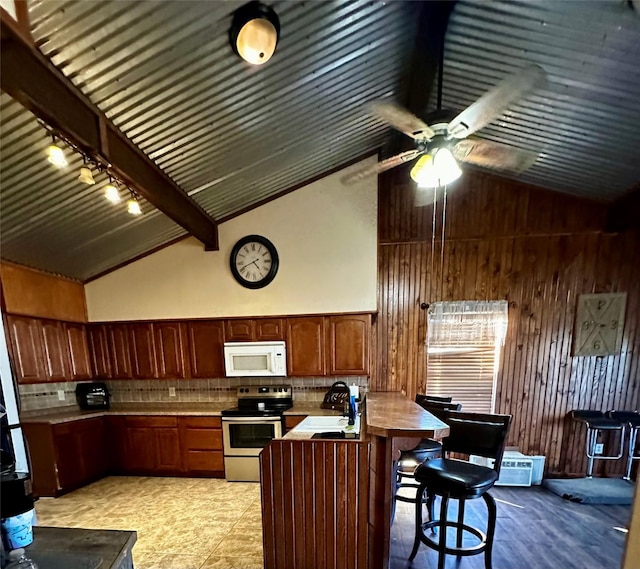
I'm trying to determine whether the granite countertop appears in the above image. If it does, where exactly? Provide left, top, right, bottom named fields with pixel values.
left=21, top=401, right=339, bottom=424
left=25, top=526, right=136, bottom=569
left=21, top=402, right=230, bottom=424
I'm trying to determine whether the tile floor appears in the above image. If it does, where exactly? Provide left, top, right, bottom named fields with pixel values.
left=34, top=476, right=264, bottom=569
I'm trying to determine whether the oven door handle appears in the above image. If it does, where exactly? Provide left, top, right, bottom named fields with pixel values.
left=222, top=416, right=283, bottom=423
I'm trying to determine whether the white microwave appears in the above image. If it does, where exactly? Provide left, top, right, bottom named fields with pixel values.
left=223, top=341, right=287, bottom=377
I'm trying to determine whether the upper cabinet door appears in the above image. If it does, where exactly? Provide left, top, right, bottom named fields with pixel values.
left=65, top=323, right=92, bottom=380
left=40, top=320, right=70, bottom=381
left=88, top=324, right=111, bottom=379
left=327, top=314, right=371, bottom=375
left=255, top=318, right=285, bottom=341
left=129, top=323, right=158, bottom=379
left=225, top=320, right=255, bottom=341
left=287, top=317, right=326, bottom=376
left=6, top=315, right=46, bottom=383
left=154, top=322, right=187, bottom=379
left=108, top=324, right=132, bottom=379
left=187, top=321, right=225, bottom=378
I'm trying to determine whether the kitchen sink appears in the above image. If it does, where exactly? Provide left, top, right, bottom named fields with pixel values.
left=294, top=415, right=360, bottom=435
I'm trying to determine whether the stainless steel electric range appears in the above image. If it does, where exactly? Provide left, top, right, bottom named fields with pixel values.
left=221, top=385, right=292, bottom=482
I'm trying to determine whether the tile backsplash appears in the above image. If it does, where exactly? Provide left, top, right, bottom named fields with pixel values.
left=18, top=376, right=368, bottom=411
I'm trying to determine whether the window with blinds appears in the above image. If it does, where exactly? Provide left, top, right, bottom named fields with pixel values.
left=425, top=301, right=508, bottom=414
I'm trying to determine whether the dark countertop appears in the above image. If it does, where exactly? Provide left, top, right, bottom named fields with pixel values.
left=21, top=401, right=337, bottom=424
left=24, top=526, right=136, bottom=569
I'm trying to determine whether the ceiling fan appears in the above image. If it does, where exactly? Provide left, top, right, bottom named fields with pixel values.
left=342, top=64, right=547, bottom=189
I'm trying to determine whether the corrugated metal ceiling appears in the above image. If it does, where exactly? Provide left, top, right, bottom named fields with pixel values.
left=436, top=0, right=640, bottom=201
left=1, top=0, right=639, bottom=280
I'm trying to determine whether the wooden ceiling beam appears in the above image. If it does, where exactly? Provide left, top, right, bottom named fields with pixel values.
left=0, top=11, right=219, bottom=251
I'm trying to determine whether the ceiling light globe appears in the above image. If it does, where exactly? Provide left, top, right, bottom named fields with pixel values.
left=231, top=2, right=280, bottom=66
left=47, top=145, right=68, bottom=168
left=127, top=198, right=142, bottom=216
left=236, top=18, right=277, bottom=65
left=104, top=184, right=121, bottom=203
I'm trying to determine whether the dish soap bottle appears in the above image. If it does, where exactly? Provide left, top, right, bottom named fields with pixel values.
left=5, top=549, right=38, bottom=569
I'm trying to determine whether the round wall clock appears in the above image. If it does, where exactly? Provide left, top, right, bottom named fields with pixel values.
left=229, top=234, right=279, bottom=289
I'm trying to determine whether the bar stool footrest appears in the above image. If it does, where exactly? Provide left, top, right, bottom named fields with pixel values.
left=418, top=520, right=487, bottom=556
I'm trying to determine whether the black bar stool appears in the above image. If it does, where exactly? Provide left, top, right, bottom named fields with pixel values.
left=409, top=410, right=511, bottom=569
left=607, top=411, right=640, bottom=480
left=570, top=410, right=625, bottom=477
left=393, top=398, right=461, bottom=522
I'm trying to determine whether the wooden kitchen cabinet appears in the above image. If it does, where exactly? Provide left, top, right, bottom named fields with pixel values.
left=187, top=320, right=225, bottom=378
left=23, top=418, right=107, bottom=497
left=287, top=316, right=326, bottom=376
left=88, top=324, right=111, bottom=379
left=284, top=415, right=306, bottom=432
left=41, top=319, right=70, bottom=381
left=123, top=416, right=182, bottom=475
left=327, top=314, right=371, bottom=375
left=6, top=314, right=46, bottom=383
left=255, top=318, right=285, bottom=341
left=65, top=322, right=93, bottom=380
left=225, top=319, right=254, bottom=341
left=107, top=324, right=132, bottom=379
left=104, top=415, right=127, bottom=472
left=178, top=416, right=224, bottom=475
left=154, top=322, right=188, bottom=379
left=129, top=322, right=158, bottom=379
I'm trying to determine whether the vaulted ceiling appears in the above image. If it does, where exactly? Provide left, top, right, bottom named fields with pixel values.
left=1, top=0, right=639, bottom=281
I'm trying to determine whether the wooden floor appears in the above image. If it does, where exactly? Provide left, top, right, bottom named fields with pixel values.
left=390, top=486, right=630, bottom=569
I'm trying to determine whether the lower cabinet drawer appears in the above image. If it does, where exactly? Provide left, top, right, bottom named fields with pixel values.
left=181, top=416, right=222, bottom=429
left=126, top=416, right=178, bottom=428
left=184, top=428, right=223, bottom=450
left=185, top=450, right=224, bottom=472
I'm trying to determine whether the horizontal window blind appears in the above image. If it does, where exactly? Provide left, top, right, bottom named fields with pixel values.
left=426, top=346, right=499, bottom=413
left=425, top=301, right=507, bottom=414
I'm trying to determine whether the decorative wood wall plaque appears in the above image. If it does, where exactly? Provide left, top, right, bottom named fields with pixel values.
left=573, top=293, right=627, bottom=357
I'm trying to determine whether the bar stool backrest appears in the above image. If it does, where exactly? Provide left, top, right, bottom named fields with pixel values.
left=415, top=394, right=453, bottom=405
left=442, top=411, right=512, bottom=475
left=417, top=401, right=462, bottom=421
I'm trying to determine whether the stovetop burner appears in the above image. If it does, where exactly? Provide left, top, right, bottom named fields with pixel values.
left=222, top=385, right=293, bottom=417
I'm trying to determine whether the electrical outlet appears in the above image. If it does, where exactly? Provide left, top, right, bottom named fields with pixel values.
left=594, top=443, right=604, bottom=455
left=169, top=387, right=176, bottom=397
left=57, top=390, right=65, bottom=401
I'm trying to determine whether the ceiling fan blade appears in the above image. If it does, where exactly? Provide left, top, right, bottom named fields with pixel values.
left=341, top=150, right=422, bottom=185
left=452, top=138, right=539, bottom=173
left=447, top=64, right=547, bottom=139
left=370, top=101, right=436, bottom=141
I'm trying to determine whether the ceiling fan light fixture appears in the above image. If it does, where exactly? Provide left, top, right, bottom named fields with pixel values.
left=410, top=148, right=461, bottom=188
left=230, top=1, right=280, bottom=65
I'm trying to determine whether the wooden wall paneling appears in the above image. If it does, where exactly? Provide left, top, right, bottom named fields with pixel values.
left=260, top=440, right=369, bottom=569
left=377, top=167, right=640, bottom=476
left=0, top=262, right=87, bottom=322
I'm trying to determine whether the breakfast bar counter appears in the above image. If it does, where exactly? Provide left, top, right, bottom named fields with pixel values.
left=260, top=391, right=449, bottom=569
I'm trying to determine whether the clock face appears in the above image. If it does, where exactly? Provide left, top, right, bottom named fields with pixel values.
left=230, top=235, right=279, bottom=289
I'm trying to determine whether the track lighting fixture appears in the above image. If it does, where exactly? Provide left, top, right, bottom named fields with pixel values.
left=104, top=179, right=121, bottom=204
left=230, top=1, right=280, bottom=65
left=78, top=167, right=96, bottom=185
left=127, top=191, right=142, bottom=216
left=47, top=136, right=68, bottom=168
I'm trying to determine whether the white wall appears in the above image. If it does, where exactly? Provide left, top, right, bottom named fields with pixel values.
left=85, top=157, right=378, bottom=321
